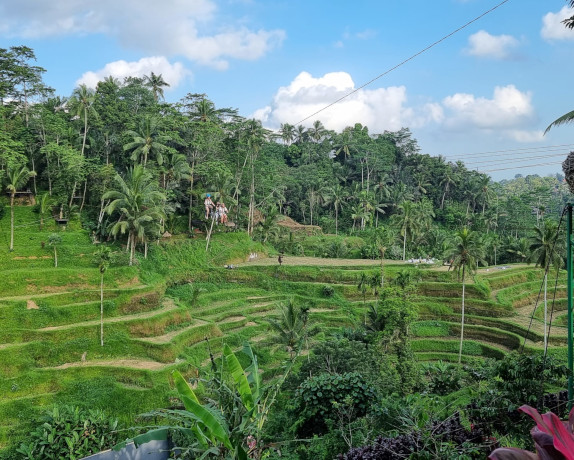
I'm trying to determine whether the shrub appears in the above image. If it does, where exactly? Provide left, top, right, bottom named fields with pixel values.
left=294, top=372, right=378, bottom=437
left=16, top=405, right=119, bottom=460
left=322, top=284, right=335, bottom=297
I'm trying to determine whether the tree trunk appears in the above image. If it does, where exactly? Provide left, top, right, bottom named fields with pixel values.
left=81, top=108, right=88, bottom=157
left=129, top=232, right=135, bottom=266
left=402, top=231, right=407, bottom=261
left=10, top=193, right=15, bottom=251
left=54, top=246, right=58, bottom=268
left=335, top=205, right=338, bottom=235
left=79, top=180, right=87, bottom=213
left=544, top=272, right=547, bottom=352
left=100, top=273, right=104, bottom=346
left=458, top=267, right=466, bottom=364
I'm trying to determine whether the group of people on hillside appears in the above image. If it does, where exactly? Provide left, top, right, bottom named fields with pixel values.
left=204, top=194, right=228, bottom=224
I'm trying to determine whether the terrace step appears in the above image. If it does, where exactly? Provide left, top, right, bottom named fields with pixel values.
left=137, top=319, right=210, bottom=344
left=37, top=298, right=179, bottom=331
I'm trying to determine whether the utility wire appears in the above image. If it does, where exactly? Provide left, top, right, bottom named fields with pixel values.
left=483, top=161, right=563, bottom=173
left=293, top=0, right=511, bottom=125
left=443, top=143, right=574, bottom=159
left=466, top=152, right=570, bottom=167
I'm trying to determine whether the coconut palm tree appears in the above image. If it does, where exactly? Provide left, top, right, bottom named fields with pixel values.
left=123, top=115, right=172, bottom=167
left=5, top=165, right=33, bottom=251
left=37, top=192, right=52, bottom=230
left=143, top=72, right=170, bottom=102
left=391, top=200, right=421, bottom=261
left=266, top=299, right=311, bottom=359
left=530, top=220, right=563, bottom=351
left=279, top=123, right=296, bottom=146
left=325, top=184, right=348, bottom=235
left=449, top=228, right=485, bottom=364
left=48, top=233, right=62, bottom=267
left=103, top=165, right=166, bottom=266
left=69, top=84, right=98, bottom=157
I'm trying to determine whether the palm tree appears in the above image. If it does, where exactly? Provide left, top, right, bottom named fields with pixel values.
left=279, top=123, right=295, bottom=145
left=439, top=167, right=457, bottom=209
left=530, top=220, right=562, bottom=351
left=5, top=165, right=32, bottom=251
left=266, top=299, right=311, bottom=359
left=95, top=247, right=112, bottom=346
left=241, top=119, right=269, bottom=235
left=449, top=228, right=485, bottom=364
left=48, top=233, right=62, bottom=267
left=506, top=237, right=531, bottom=263
left=123, top=116, right=172, bottom=167
left=308, top=120, right=326, bottom=143
left=103, top=165, right=166, bottom=266
left=144, top=72, right=170, bottom=102
left=391, top=200, right=421, bottom=261
left=37, top=192, right=52, bottom=230
left=325, top=184, right=348, bottom=235
left=69, top=84, right=98, bottom=157
left=333, top=127, right=357, bottom=161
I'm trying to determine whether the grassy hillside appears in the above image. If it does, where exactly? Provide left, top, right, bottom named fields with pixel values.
left=0, top=206, right=568, bottom=452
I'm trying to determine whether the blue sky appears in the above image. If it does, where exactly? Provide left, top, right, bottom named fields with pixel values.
left=2, top=0, right=574, bottom=179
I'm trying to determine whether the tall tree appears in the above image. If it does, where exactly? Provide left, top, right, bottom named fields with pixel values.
left=69, top=84, right=97, bottom=157
left=123, top=115, right=172, bottom=167
left=530, top=219, right=562, bottom=351
left=103, top=165, right=166, bottom=266
left=391, top=200, right=421, bottom=261
left=144, top=72, right=170, bottom=102
left=449, top=228, right=485, bottom=364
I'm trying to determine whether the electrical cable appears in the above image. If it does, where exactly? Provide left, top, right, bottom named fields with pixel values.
left=466, top=152, right=569, bottom=167
left=293, top=0, right=512, bottom=126
left=545, top=264, right=564, bottom=357
left=444, top=143, right=574, bottom=159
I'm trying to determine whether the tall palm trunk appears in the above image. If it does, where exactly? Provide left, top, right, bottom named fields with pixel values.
left=544, top=272, right=547, bottom=352
left=100, top=272, right=104, bottom=346
left=402, top=231, right=407, bottom=261
left=10, top=193, right=15, bottom=251
left=458, top=266, right=466, bottom=364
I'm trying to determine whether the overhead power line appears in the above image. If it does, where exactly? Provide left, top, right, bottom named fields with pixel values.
left=465, top=152, right=570, bottom=167
left=293, top=0, right=511, bottom=126
left=444, top=143, right=574, bottom=159
left=482, top=160, right=563, bottom=173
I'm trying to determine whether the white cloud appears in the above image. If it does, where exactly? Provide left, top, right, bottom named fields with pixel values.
left=442, top=85, right=535, bottom=130
left=465, top=30, right=520, bottom=59
left=542, top=6, right=574, bottom=40
left=76, top=57, right=190, bottom=90
left=254, top=72, right=538, bottom=144
left=0, top=0, right=285, bottom=67
left=253, top=71, right=421, bottom=133
left=508, top=130, right=545, bottom=143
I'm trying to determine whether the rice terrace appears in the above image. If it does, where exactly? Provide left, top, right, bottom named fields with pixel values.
left=3, top=3, right=574, bottom=456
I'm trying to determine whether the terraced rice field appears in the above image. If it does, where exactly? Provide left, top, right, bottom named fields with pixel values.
left=0, top=208, right=568, bottom=448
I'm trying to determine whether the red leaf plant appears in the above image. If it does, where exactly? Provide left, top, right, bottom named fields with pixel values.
left=489, top=404, right=574, bottom=460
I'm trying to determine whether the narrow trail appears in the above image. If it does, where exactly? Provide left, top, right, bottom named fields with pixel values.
left=51, top=359, right=168, bottom=371
left=138, top=319, right=210, bottom=344
left=38, top=298, right=179, bottom=331
left=0, top=285, right=149, bottom=302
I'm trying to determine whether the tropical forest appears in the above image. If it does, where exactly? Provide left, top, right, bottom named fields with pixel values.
left=2, top=38, right=574, bottom=459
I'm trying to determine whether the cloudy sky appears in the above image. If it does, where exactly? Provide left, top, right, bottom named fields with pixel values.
left=2, top=0, right=574, bottom=179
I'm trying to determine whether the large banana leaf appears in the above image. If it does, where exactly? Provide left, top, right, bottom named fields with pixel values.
left=181, top=395, right=233, bottom=450
left=242, top=342, right=261, bottom=401
left=172, top=370, right=200, bottom=405
left=223, top=344, right=254, bottom=410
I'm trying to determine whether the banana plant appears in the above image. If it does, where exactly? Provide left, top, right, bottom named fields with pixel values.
left=118, top=341, right=289, bottom=459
